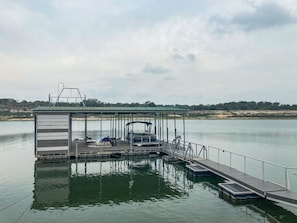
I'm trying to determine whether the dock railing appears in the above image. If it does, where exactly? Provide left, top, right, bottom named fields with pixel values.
left=163, top=139, right=297, bottom=191
left=207, top=145, right=297, bottom=191
left=163, top=139, right=207, bottom=161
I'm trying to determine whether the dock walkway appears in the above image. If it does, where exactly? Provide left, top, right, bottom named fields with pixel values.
left=195, top=159, right=297, bottom=205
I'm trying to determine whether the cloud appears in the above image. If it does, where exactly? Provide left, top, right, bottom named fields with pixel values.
left=1, top=0, right=297, bottom=105
left=142, top=63, right=171, bottom=74
left=172, top=53, right=184, bottom=60
left=209, top=2, right=297, bottom=33
left=231, top=2, right=297, bottom=31
left=186, top=53, right=196, bottom=62
left=171, top=53, right=196, bottom=62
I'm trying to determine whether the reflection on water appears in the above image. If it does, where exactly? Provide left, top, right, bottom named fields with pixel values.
left=2, top=120, right=297, bottom=223
left=0, top=133, right=33, bottom=150
left=30, top=157, right=297, bottom=223
left=32, top=158, right=189, bottom=210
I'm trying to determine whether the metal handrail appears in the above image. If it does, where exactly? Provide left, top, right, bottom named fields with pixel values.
left=207, top=145, right=297, bottom=190
left=208, top=145, right=296, bottom=170
left=164, top=139, right=297, bottom=191
left=163, top=139, right=207, bottom=161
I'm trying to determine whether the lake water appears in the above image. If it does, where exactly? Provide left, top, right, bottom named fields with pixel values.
left=1, top=120, right=297, bottom=223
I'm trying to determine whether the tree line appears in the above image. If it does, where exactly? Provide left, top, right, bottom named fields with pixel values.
left=1, top=98, right=297, bottom=111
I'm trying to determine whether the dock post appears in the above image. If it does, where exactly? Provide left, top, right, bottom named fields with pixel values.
left=174, top=113, right=176, bottom=144
left=100, top=113, right=103, bottom=140
left=244, top=156, right=246, bottom=174
left=195, top=144, right=198, bottom=157
left=166, top=115, right=168, bottom=143
left=262, top=161, right=265, bottom=181
left=285, top=168, right=290, bottom=190
left=75, top=141, right=78, bottom=158
left=218, top=149, right=220, bottom=163
left=183, top=113, right=186, bottom=158
left=84, top=115, right=87, bottom=143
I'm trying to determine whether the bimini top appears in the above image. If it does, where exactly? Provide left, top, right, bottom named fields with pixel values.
left=126, top=121, right=152, bottom=126
left=32, top=106, right=187, bottom=115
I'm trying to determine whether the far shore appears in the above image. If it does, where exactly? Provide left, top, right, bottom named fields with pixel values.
left=2, top=110, right=297, bottom=121
left=187, top=110, right=297, bottom=120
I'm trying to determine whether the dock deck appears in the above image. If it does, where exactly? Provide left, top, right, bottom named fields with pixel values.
left=69, top=140, right=163, bottom=158
left=195, top=159, right=297, bottom=205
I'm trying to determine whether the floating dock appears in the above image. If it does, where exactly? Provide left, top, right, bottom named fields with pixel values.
left=219, top=182, right=260, bottom=200
left=162, top=155, right=181, bottom=163
left=185, top=163, right=213, bottom=177
left=195, top=159, right=297, bottom=206
left=161, top=144, right=297, bottom=206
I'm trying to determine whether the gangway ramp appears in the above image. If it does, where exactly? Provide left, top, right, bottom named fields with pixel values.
left=195, top=159, right=297, bottom=206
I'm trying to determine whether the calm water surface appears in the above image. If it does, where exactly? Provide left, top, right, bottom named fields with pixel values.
left=1, top=120, right=297, bottom=223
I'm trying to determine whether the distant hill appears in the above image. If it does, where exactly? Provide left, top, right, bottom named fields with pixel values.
left=1, top=98, right=297, bottom=120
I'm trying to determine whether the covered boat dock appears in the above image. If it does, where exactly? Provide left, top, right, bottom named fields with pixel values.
left=33, top=106, right=187, bottom=159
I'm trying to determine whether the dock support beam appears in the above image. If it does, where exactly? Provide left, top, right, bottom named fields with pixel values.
left=84, top=115, right=87, bottom=143
left=174, top=114, right=177, bottom=144
left=183, top=112, right=186, bottom=153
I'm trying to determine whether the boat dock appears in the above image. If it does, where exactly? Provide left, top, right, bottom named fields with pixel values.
left=32, top=88, right=187, bottom=159
left=32, top=87, right=297, bottom=207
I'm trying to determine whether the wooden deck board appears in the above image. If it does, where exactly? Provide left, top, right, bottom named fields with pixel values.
left=195, top=159, right=297, bottom=205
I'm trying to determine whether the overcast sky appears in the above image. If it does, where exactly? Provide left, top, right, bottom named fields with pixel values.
left=1, top=0, right=297, bottom=105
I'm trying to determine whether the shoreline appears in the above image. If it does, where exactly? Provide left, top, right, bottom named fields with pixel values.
left=187, top=110, right=297, bottom=120
left=2, top=110, right=297, bottom=121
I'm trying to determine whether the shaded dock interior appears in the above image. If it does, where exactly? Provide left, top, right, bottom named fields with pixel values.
left=70, top=139, right=162, bottom=158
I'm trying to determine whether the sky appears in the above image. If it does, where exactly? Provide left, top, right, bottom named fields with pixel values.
left=1, top=0, right=297, bottom=105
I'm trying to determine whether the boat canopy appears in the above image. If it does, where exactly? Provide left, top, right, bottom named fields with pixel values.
left=126, top=121, right=152, bottom=127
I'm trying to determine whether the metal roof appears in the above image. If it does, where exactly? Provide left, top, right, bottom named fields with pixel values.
left=32, top=106, right=187, bottom=115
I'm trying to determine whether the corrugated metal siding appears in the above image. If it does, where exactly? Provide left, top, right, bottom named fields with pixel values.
left=36, top=114, right=69, bottom=154
left=37, top=115, right=69, bottom=129
left=38, top=132, right=69, bottom=140
left=37, top=147, right=69, bottom=152
left=37, top=139, right=68, bottom=147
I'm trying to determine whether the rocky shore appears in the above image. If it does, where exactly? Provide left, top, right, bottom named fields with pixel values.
left=2, top=110, right=297, bottom=121
left=188, top=110, right=297, bottom=119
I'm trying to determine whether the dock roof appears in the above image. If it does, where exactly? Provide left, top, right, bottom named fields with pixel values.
left=32, top=106, right=187, bottom=115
